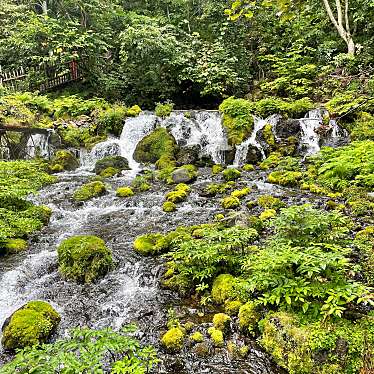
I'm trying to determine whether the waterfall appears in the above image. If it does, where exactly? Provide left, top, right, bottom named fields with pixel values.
left=119, top=114, right=157, bottom=170
left=26, top=132, right=51, bottom=159
left=299, top=109, right=323, bottom=155
left=162, top=111, right=229, bottom=164
left=234, top=115, right=279, bottom=166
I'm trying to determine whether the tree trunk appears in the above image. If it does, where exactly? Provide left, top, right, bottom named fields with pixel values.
left=347, top=36, right=355, bottom=55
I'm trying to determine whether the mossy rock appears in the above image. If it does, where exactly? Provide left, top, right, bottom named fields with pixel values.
left=134, top=128, right=177, bottom=165
left=171, top=165, right=198, bottom=184
left=212, top=313, right=231, bottom=332
left=94, top=156, right=129, bottom=175
left=212, top=164, right=224, bottom=174
left=50, top=150, right=79, bottom=171
left=1, top=301, right=60, bottom=350
left=4, top=239, right=28, bottom=254
left=231, top=187, right=251, bottom=199
left=163, top=201, right=177, bottom=212
left=268, top=170, right=302, bottom=186
left=99, top=167, right=119, bottom=178
left=259, top=209, right=277, bottom=220
left=238, top=302, right=260, bottom=334
left=133, top=233, right=164, bottom=256
left=57, top=235, right=113, bottom=283
left=116, top=187, right=134, bottom=197
left=223, top=168, right=241, bottom=181
left=73, top=181, right=106, bottom=201
left=190, top=331, right=204, bottom=343
left=161, top=327, right=184, bottom=351
left=208, top=327, right=224, bottom=347
left=211, top=274, right=235, bottom=304
left=222, top=196, right=241, bottom=209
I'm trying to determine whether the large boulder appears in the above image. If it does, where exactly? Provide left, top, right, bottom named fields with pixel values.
left=134, top=128, right=177, bottom=164
left=176, top=144, right=201, bottom=166
left=57, top=235, right=113, bottom=283
left=171, top=165, right=198, bottom=184
left=50, top=150, right=79, bottom=171
left=245, top=145, right=263, bottom=164
left=1, top=301, right=61, bottom=350
left=94, top=155, right=129, bottom=175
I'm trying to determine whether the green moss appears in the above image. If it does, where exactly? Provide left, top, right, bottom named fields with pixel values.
left=170, top=164, right=198, bottom=183
left=161, top=327, right=184, bottom=351
left=126, top=105, right=142, bottom=117
left=219, top=97, right=254, bottom=145
left=116, top=187, right=134, bottom=197
left=166, top=189, right=188, bottom=203
left=260, top=312, right=374, bottom=374
left=224, top=300, right=243, bottom=316
left=50, top=150, right=79, bottom=171
left=1, top=301, right=61, bottom=350
left=259, top=152, right=282, bottom=170
left=211, top=274, right=235, bottom=304
left=257, top=195, right=284, bottom=210
left=4, top=239, right=28, bottom=253
left=155, top=102, right=174, bottom=118
left=259, top=209, right=277, bottom=220
left=133, top=233, right=164, bottom=256
left=57, top=236, right=113, bottom=283
left=222, top=196, right=241, bottom=209
left=263, top=123, right=276, bottom=147
left=208, top=327, right=224, bottom=347
left=134, top=128, right=177, bottom=168
left=205, top=182, right=234, bottom=196
left=223, top=168, right=241, bottom=181
left=50, top=163, right=64, bottom=173
left=190, top=331, right=204, bottom=343
left=212, top=164, right=224, bottom=174
left=163, top=201, right=177, bottom=212
left=212, top=313, right=231, bottom=331
left=73, top=181, right=106, bottom=201
left=99, top=167, right=119, bottom=178
left=231, top=187, right=251, bottom=199
left=94, top=156, right=129, bottom=175
left=348, top=199, right=374, bottom=217
left=238, top=302, right=260, bottom=334
left=243, top=164, right=255, bottom=171
left=268, top=170, right=302, bottom=186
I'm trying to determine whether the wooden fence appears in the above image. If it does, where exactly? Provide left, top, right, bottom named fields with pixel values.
left=0, top=61, right=84, bottom=93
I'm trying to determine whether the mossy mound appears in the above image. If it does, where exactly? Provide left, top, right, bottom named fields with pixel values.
left=116, top=187, right=134, bottom=197
left=50, top=150, right=79, bottom=171
left=1, top=301, right=61, bottom=350
left=211, top=274, right=236, bottom=304
left=94, top=156, right=129, bottom=175
left=73, top=181, right=106, bottom=201
left=99, top=167, right=119, bottom=178
left=57, top=235, right=113, bottom=283
left=238, top=302, right=260, bottom=334
left=161, top=327, right=184, bottom=351
left=268, top=170, right=302, bottom=186
left=222, top=196, right=241, bottom=209
left=231, top=187, right=251, bottom=199
left=134, top=128, right=177, bottom=166
left=163, top=201, right=177, bottom=212
left=208, top=327, right=224, bottom=347
left=212, top=313, right=231, bottom=331
left=4, top=239, right=28, bottom=254
left=212, top=164, right=224, bottom=174
left=133, top=233, right=164, bottom=256
left=259, top=209, right=277, bottom=220
left=223, top=168, right=241, bottom=181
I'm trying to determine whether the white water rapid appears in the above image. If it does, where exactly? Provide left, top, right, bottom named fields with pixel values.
left=26, top=132, right=51, bottom=159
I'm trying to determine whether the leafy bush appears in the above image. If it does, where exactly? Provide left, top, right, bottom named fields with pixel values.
left=155, top=102, right=174, bottom=118
left=1, top=325, right=158, bottom=373
left=240, top=205, right=371, bottom=318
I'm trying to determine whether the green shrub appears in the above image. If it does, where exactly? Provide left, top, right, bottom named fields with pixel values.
left=257, top=195, right=284, bottom=210
left=4, top=238, right=28, bottom=253
left=73, top=181, right=106, bottom=201
left=219, top=97, right=254, bottom=145
left=96, top=105, right=127, bottom=137
left=259, top=209, right=276, bottom=220
left=155, top=102, right=174, bottom=118
left=57, top=236, right=113, bottom=283
left=1, top=301, right=60, bottom=350
left=1, top=325, right=158, bottom=373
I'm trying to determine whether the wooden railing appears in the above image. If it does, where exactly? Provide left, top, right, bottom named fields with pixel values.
left=0, top=61, right=84, bottom=93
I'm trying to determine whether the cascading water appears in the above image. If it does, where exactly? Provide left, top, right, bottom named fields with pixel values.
left=299, top=109, right=324, bottom=155
left=162, top=111, right=229, bottom=164
left=26, top=132, right=51, bottom=159
left=234, top=115, right=280, bottom=166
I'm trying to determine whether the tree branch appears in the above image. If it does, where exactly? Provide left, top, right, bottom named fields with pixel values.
left=322, top=0, right=348, bottom=42
left=345, top=0, right=351, bottom=35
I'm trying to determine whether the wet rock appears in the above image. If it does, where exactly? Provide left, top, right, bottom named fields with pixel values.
left=176, top=145, right=201, bottom=166
left=171, top=168, right=196, bottom=184
left=223, top=147, right=236, bottom=165
left=245, top=145, right=263, bottom=164
left=94, top=155, right=129, bottom=174
left=274, top=119, right=301, bottom=139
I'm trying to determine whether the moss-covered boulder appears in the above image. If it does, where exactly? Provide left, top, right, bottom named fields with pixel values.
left=134, top=128, right=177, bottom=165
left=163, top=201, right=177, bottom=212
left=73, top=181, right=106, bottom=201
left=171, top=165, right=198, bottom=184
left=222, top=196, right=240, bottom=209
left=57, top=236, right=113, bottom=283
left=99, top=167, right=119, bottom=178
left=94, top=156, right=129, bottom=175
left=238, top=301, right=260, bottom=334
left=211, top=274, right=236, bottom=304
left=161, top=327, right=185, bottom=351
left=1, top=301, right=60, bottom=350
left=50, top=150, right=79, bottom=171
left=4, top=239, right=28, bottom=254
left=223, top=168, right=241, bottom=182
left=208, top=327, right=224, bottom=347
left=133, top=233, right=164, bottom=256
left=116, top=187, right=134, bottom=197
